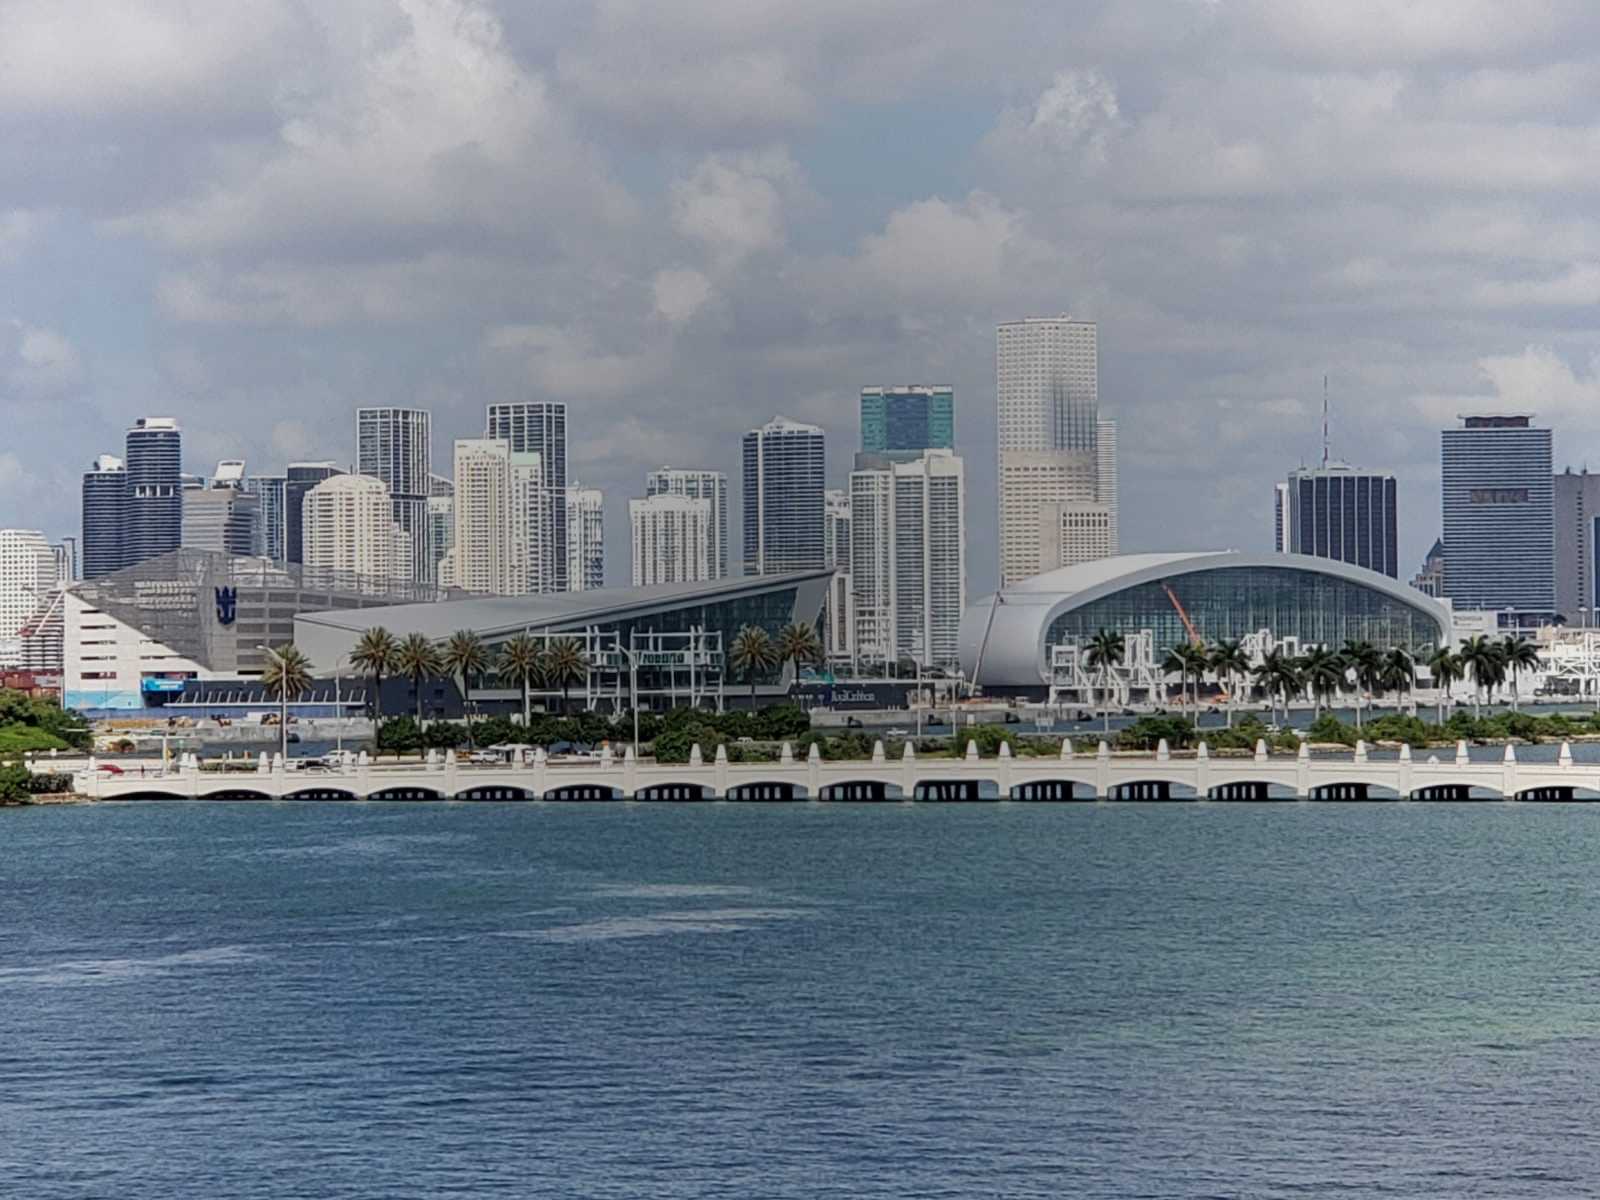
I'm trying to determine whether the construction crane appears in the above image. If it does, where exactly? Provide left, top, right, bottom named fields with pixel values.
left=1162, top=582, right=1205, bottom=647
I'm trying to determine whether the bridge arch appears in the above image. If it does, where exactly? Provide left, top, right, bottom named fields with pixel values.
left=368, top=786, right=446, bottom=802
left=544, top=784, right=623, bottom=801
left=915, top=777, right=1001, bottom=802
left=1309, top=780, right=1403, bottom=801
left=1010, top=779, right=1092, bottom=801
left=282, top=787, right=358, bottom=802
left=633, top=782, right=713, bottom=802
left=1108, top=777, right=1199, bottom=802
left=819, top=779, right=905, bottom=802
left=724, top=781, right=806, bottom=801
left=112, top=788, right=197, bottom=801
left=455, top=786, right=536, bottom=802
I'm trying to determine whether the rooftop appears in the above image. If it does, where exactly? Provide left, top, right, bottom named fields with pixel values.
left=295, top=568, right=835, bottom=642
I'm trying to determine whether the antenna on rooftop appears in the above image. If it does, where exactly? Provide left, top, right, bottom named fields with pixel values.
left=1321, top=373, right=1330, bottom=468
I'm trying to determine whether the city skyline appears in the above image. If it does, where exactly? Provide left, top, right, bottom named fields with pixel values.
left=13, top=4, right=1600, bottom=595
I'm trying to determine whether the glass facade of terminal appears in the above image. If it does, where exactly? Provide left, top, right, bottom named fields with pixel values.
left=1044, top=566, right=1444, bottom=656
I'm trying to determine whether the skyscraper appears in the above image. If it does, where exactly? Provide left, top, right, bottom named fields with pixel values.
left=860, top=386, right=954, bottom=455
left=50, top=537, right=78, bottom=585
left=426, top=473, right=455, bottom=581
left=244, top=475, right=287, bottom=561
left=566, top=483, right=605, bottom=591
left=823, top=488, right=853, bottom=664
left=0, top=529, right=57, bottom=667
left=1441, top=415, right=1554, bottom=615
left=630, top=493, right=713, bottom=587
left=742, top=415, right=825, bottom=575
left=284, top=462, right=344, bottom=564
left=850, top=451, right=966, bottom=669
left=301, top=474, right=412, bottom=584
left=996, top=317, right=1117, bottom=585
left=1554, top=467, right=1600, bottom=625
left=81, top=454, right=125, bottom=580
left=356, top=408, right=431, bottom=583
left=439, top=439, right=547, bottom=596
left=646, top=468, right=729, bottom=579
left=485, top=403, right=567, bottom=591
left=182, top=487, right=259, bottom=557
left=123, top=417, right=182, bottom=569
left=1279, top=463, right=1400, bottom=578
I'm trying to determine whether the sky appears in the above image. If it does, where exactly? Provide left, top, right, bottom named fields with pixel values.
left=6, top=0, right=1600, bottom=590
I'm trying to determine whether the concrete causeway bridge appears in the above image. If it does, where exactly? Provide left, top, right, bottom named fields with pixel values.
left=71, top=737, right=1600, bottom=802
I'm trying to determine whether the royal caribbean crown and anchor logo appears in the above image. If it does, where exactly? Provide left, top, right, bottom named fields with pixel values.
left=214, top=586, right=237, bottom=626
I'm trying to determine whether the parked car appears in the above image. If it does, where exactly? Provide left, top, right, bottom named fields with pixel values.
left=885, top=727, right=909, bottom=738
left=96, top=762, right=125, bottom=775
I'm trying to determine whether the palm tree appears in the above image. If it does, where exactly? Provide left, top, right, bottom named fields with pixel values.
left=262, top=643, right=312, bottom=703
left=444, top=630, right=492, bottom=746
left=1084, top=628, right=1126, bottom=733
left=262, top=643, right=312, bottom=763
left=1426, top=644, right=1464, bottom=724
left=1379, top=647, right=1415, bottom=715
left=1253, top=649, right=1301, bottom=725
left=1341, top=640, right=1381, bottom=729
left=777, top=621, right=823, bottom=685
left=544, top=638, right=588, bottom=709
left=1187, top=641, right=1212, bottom=713
left=497, top=634, right=546, bottom=729
left=1459, top=635, right=1500, bottom=717
left=1299, top=646, right=1345, bottom=718
left=729, top=625, right=780, bottom=707
left=1500, top=636, right=1541, bottom=711
left=395, top=632, right=443, bottom=727
left=1210, top=639, right=1250, bottom=729
left=347, top=627, right=397, bottom=729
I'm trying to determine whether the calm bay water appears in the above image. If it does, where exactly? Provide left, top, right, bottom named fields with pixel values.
left=4, top=801, right=1600, bottom=1197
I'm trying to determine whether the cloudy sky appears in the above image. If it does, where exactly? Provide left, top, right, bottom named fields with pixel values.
left=6, top=0, right=1600, bottom=588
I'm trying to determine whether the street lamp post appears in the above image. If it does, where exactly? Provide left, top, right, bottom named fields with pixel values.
left=617, top=643, right=641, bottom=757
left=258, top=644, right=289, bottom=765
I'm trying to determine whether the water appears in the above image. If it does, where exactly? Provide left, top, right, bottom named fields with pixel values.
left=5, top=802, right=1600, bottom=1197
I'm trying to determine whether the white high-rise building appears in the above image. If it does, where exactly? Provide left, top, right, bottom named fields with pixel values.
left=566, top=483, right=605, bottom=591
left=997, top=317, right=1117, bottom=585
left=646, top=468, right=729, bottom=579
left=301, top=474, right=412, bottom=585
left=849, top=450, right=966, bottom=669
left=823, top=489, right=853, bottom=664
left=630, top=494, right=713, bottom=587
left=439, top=439, right=547, bottom=596
left=0, top=529, right=57, bottom=667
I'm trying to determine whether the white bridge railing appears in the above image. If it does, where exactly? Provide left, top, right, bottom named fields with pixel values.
left=73, top=737, right=1600, bottom=802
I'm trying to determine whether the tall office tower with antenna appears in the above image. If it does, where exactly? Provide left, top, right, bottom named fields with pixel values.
left=1275, top=377, right=1399, bottom=577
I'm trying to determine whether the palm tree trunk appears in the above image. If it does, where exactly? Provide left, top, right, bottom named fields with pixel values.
left=462, top=676, right=473, bottom=748
left=522, top=679, right=530, bottom=729
left=415, top=676, right=424, bottom=728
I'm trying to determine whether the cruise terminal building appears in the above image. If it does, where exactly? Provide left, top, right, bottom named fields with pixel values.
left=959, top=551, right=1453, bottom=697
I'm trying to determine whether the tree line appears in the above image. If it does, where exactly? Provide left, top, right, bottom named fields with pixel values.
left=255, top=620, right=828, bottom=746
left=1081, top=631, right=1542, bottom=729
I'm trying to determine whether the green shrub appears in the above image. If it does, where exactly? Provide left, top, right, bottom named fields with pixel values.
left=1305, top=714, right=1357, bottom=746
left=1116, top=715, right=1196, bottom=751
left=0, top=763, right=32, bottom=802
left=376, top=716, right=422, bottom=756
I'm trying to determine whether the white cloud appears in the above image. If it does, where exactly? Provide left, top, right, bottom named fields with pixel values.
left=669, top=149, right=802, bottom=269
left=0, top=0, right=312, bottom=117
left=652, top=268, right=715, bottom=324
left=115, top=0, right=633, bottom=257
left=484, top=324, right=668, bottom=399
left=0, top=321, right=84, bottom=400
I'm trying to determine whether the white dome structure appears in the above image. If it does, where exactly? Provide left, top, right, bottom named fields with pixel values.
left=959, top=551, right=1452, bottom=691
